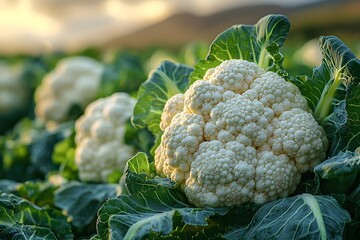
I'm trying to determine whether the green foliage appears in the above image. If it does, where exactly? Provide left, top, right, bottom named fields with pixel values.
left=52, top=128, right=79, bottom=181
left=15, top=181, right=59, bottom=207
left=0, top=193, right=73, bottom=239
left=132, top=61, right=193, bottom=136
left=99, top=51, right=147, bottom=98
left=292, top=36, right=360, bottom=156
left=190, top=14, right=290, bottom=83
left=54, top=182, right=120, bottom=233
left=124, top=120, right=155, bottom=157
left=223, top=194, right=351, bottom=240
left=132, top=61, right=193, bottom=155
left=314, top=151, right=360, bottom=179
left=0, top=119, right=42, bottom=181
left=96, top=153, right=229, bottom=240
left=123, top=152, right=175, bottom=195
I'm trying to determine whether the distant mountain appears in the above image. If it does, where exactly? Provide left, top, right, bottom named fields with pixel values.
left=102, top=0, right=359, bottom=49
left=103, top=5, right=291, bottom=49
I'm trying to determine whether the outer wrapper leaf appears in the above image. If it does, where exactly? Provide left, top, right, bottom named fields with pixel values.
left=124, top=152, right=175, bottom=195
left=54, top=182, right=120, bottom=230
left=223, top=194, right=351, bottom=240
left=0, top=224, right=57, bottom=240
left=293, top=36, right=360, bottom=156
left=132, top=61, right=193, bottom=136
left=0, top=193, right=73, bottom=239
left=96, top=186, right=227, bottom=240
left=314, top=150, right=360, bottom=194
left=190, top=14, right=290, bottom=83
left=314, top=151, right=360, bottom=179
left=96, top=152, right=229, bottom=239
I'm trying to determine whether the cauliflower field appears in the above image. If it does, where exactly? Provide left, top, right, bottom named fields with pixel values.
left=1, top=14, right=360, bottom=239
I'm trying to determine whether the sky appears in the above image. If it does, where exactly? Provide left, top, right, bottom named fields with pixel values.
left=0, top=0, right=324, bottom=54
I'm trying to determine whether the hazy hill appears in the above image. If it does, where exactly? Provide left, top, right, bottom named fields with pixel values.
left=102, top=0, right=360, bottom=49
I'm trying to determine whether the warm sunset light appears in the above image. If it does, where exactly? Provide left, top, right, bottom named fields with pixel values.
left=0, top=1, right=359, bottom=239
left=0, top=0, right=328, bottom=54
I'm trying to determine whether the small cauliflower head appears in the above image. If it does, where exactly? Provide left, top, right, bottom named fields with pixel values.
left=0, top=62, right=28, bottom=114
left=156, top=59, right=328, bottom=207
left=75, top=92, right=136, bottom=182
left=35, top=56, right=104, bottom=130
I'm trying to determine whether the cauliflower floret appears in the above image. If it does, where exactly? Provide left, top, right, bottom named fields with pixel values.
left=184, top=80, right=225, bottom=120
left=206, top=95, right=274, bottom=147
left=160, top=93, right=184, bottom=131
left=155, top=112, right=205, bottom=183
left=245, top=71, right=310, bottom=116
left=254, top=151, right=301, bottom=204
left=75, top=92, right=136, bottom=182
left=205, top=59, right=265, bottom=93
left=269, top=108, right=328, bottom=173
left=156, top=59, right=328, bottom=207
left=185, top=140, right=257, bottom=207
left=0, top=62, right=28, bottom=113
left=35, top=56, right=104, bottom=130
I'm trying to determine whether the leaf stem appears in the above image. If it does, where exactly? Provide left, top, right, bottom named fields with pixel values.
left=314, top=70, right=341, bottom=124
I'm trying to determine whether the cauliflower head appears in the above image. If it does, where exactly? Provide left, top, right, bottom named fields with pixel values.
left=35, top=56, right=104, bottom=130
left=0, top=62, right=28, bottom=114
left=75, top=92, right=136, bottom=182
left=156, top=59, right=328, bottom=207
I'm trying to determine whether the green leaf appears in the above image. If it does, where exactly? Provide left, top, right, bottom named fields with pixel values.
left=97, top=152, right=232, bottom=239
left=54, top=182, right=120, bottom=230
left=0, top=193, right=73, bottom=239
left=124, top=119, right=155, bottom=157
left=30, top=123, right=73, bottom=176
left=0, top=180, right=58, bottom=207
left=347, top=183, right=360, bottom=216
left=96, top=185, right=227, bottom=240
left=15, top=181, right=59, bottom=207
left=314, top=151, right=360, bottom=179
left=124, top=152, right=175, bottom=195
left=344, top=184, right=360, bottom=239
left=100, top=51, right=147, bottom=96
left=132, top=61, right=193, bottom=136
left=0, top=180, right=19, bottom=193
left=314, top=150, right=360, bottom=194
left=52, top=128, right=79, bottom=181
left=0, top=224, right=57, bottom=240
left=223, top=194, right=351, bottom=240
left=190, top=14, right=290, bottom=83
left=293, top=36, right=360, bottom=156
left=90, top=235, right=102, bottom=240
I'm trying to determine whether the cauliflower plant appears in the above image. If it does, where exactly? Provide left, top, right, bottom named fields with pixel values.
left=35, top=56, right=104, bottom=130
left=0, top=62, right=28, bottom=114
left=156, top=59, right=328, bottom=207
left=74, top=92, right=136, bottom=182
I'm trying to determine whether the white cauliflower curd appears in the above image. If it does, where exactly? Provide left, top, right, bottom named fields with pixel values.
left=74, top=92, right=136, bottom=182
left=156, top=59, right=328, bottom=207
left=35, top=56, right=104, bottom=130
left=0, top=62, right=28, bottom=114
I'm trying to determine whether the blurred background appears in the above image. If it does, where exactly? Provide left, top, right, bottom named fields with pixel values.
left=0, top=0, right=359, bottom=55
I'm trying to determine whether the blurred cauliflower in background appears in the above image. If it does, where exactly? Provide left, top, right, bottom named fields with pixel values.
left=35, top=56, right=104, bottom=130
left=0, top=61, right=31, bottom=134
left=0, top=61, right=29, bottom=114
left=74, top=92, right=136, bottom=182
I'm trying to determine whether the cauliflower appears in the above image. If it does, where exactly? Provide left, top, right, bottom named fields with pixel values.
left=0, top=61, right=28, bottom=114
left=35, top=56, right=104, bottom=130
left=74, top=92, right=136, bottom=182
left=156, top=59, right=328, bottom=207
